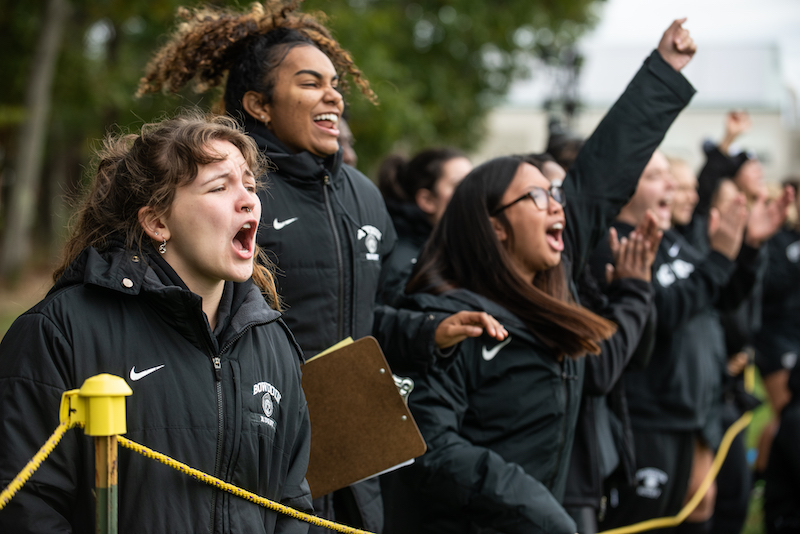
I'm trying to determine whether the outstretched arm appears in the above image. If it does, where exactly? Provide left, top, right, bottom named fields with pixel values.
left=563, top=19, right=696, bottom=279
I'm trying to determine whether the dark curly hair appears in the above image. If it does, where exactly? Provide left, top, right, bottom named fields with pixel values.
left=136, top=0, right=377, bottom=118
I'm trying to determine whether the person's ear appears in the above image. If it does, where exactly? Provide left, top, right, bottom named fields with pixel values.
left=415, top=188, right=438, bottom=216
left=490, top=217, right=508, bottom=243
left=242, top=91, right=271, bottom=127
left=138, top=206, right=169, bottom=242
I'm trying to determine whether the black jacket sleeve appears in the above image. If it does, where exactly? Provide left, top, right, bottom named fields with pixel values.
left=583, top=278, right=655, bottom=396
left=372, top=304, right=450, bottom=374
left=696, top=144, right=743, bottom=217
left=0, top=312, right=86, bottom=533
left=715, top=243, right=762, bottom=312
left=563, top=50, right=696, bottom=278
left=654, top=251, right=737, bottom=332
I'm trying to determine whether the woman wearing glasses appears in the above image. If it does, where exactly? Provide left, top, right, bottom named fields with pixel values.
left=380, top=18, right=698, bottom=531
left=379, top=156, right=616, bottom=534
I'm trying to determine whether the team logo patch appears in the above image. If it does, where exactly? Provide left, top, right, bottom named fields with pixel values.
left=253, top=381, right=282, bottom=429
left=357, top=225, right=383, bottom=261
left=635, top=467, right=668, bottom=499
left=262, top=394, right=274, bottom=417
left=656, top=259, right=695, bottom=288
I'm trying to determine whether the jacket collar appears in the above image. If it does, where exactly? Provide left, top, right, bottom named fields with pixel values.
left=53, top=243, right=281, bottom=350
left=244, top=117, right=344, bottom=186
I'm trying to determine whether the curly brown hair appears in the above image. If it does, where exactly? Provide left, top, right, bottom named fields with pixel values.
left=56, top=111, right=281, bottom=309
left=136, top=0, right=377, bottom=117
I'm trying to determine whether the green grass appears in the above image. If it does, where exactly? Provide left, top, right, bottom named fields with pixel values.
left=740, top=368, right=774, bottom=534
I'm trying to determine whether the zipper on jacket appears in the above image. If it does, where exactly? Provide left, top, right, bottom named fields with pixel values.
left=549, top=364, right=573, bottom=488
left=209, top=354, right=224, bottom=533
left=207, top=318, right=274, bottom=533
left=323, top=174, right=345, bottom=340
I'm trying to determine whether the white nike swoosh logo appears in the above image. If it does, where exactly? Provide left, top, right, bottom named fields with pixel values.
left=130, top=365, right=165, bottom=381
left=272, top=217, right=298, bottom=230
left=482, top=337, right=512, bottom=361
left=668, top=243, right=680, bottom=257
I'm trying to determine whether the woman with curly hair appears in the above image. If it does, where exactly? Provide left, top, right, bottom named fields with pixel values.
left=137, top=2, right=397, bottom=530
left=0, top=112, right=313, bottom=533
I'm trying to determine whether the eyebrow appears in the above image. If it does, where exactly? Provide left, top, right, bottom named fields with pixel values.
left=294, top=69, right=339, bottom=82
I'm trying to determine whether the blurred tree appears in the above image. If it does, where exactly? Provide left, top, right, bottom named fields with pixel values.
left=0, top=0, right=599, bottom=278
left=303, top=0, right=597, bottom=174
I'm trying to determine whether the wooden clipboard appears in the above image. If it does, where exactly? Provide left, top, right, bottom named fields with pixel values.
left=301, top=336, right=427, bottom=498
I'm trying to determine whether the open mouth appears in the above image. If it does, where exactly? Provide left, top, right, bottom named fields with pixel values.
left=233, top=222, right=256, bottom=255
left=313, top=113, right=340, bottom=133
left=546, top=221, right=565, bottom=252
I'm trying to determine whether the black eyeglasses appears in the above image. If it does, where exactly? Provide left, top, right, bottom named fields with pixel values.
left=491, top=185, right=566, bottom=215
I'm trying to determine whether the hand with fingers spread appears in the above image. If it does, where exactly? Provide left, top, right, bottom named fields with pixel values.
left=657, top=18, right=696, bottom=72
left=744, top=185, right=795, bottom=248
left=708, top=190, right=748, bottom=260
left=435, top=311, right=508, bottom=350
left=606, top=211, right=663, bottom=283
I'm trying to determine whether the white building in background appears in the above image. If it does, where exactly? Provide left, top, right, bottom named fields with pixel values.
left=474, top=9, right=800, bottom=182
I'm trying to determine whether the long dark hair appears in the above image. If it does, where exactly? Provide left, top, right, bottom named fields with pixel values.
left=407, top=156, right=615, bottom=358
left=56, top=112, right=281, bottom=309
left=378, top=147, right=467, bottom=204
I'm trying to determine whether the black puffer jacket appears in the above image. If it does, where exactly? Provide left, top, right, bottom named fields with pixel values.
left=251, top=122, right=397, bottom=359
left=250, top=122, right=396, bottom=532
left=384, top=289, right=585, bottom=534
left=0, top=245, right=312, bottom=533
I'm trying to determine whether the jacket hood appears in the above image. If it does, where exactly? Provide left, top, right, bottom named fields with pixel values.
left=385, top=197, right=432, bottom=247
left=244, top=117, right=344, bottom=187
left=52, top=242, right=282, bottom=350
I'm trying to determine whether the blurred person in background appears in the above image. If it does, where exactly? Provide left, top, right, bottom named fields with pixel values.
left=754, top=178, right=800, bottom=480
left=763, top=342, right=800, bottom=534
left=377, top=148, right=472, bottom=304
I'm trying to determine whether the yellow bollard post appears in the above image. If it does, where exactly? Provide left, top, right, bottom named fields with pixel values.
left=75, top=374, right=132, bottom=534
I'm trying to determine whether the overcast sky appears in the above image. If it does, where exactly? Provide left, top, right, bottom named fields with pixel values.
left=581, top=0, right=800, bottom=95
